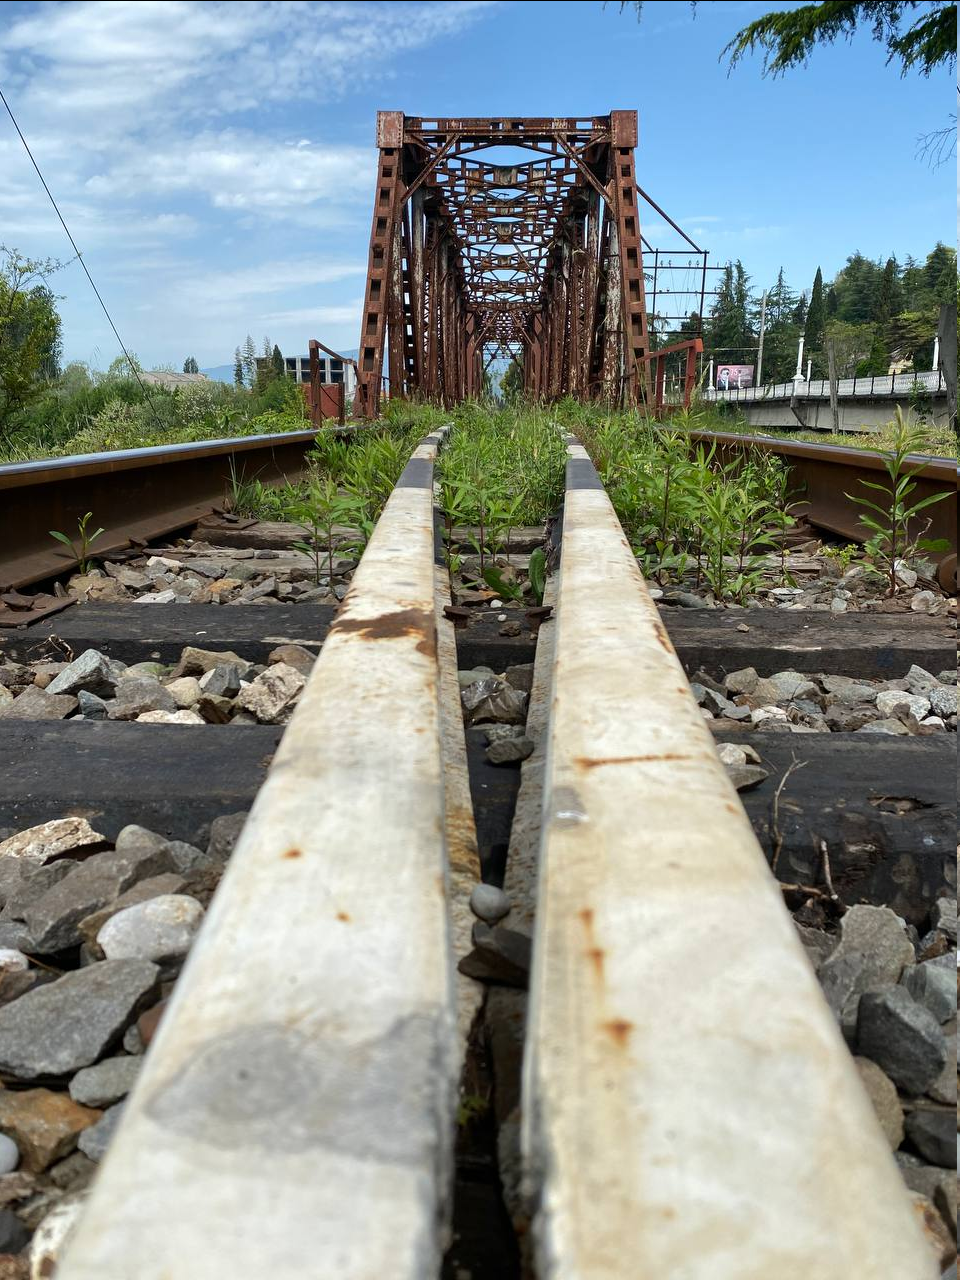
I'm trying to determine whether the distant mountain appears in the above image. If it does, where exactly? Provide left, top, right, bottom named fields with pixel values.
left=200, top=364, right=235, bottom=384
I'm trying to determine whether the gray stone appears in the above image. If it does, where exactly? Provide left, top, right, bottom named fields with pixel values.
left=823, top=681, right=881, bottom=707
left=24, top=843, right=178, bottom=953
left=205, top=812, right=248, bottom=863
left=78, top=873, right=188, bottom=950
left=163, top=841, right=214, bottom=874
left=77, top=1103, right=125, bottom=1163
left=235, top=663, right=305, bottom=724
left=1, top=860, right=76, bottom=923
left=0, top=959, right=159, bottom=1078
left=122, top=1023, right=144, bottom=1055
left=0, top=818, right=107, bottom=869
left=905, top=1109, right=957, bottom=1168
left=195, top=694, right=233, bottom=724
left=795, top=924, right=837, bottom=969
left=876, top=690, right=931, bottom=720
left=114, top=826, right=166, bottom=858
left=136, top=588, right=177, bottom=604
left=854, top=1057, right=904, bottom=1149
left=897, top=1151, right=955, bottom=1203
left=0, top=1134, right=18, bottom=1175
left=107, top=676, right=177, bottom=721
left=170, top=647, right=250, bottom=680
left=821, top=904, right=915, bottom=990
left=503, top=664, right=534, bottom=694
left=926, top=1035, right=956, bottom=1105
left=928, top=685, right=958, bottom=718
left=198, top=664, right=243, bottom=698
left=470, top=884, right=511, bottom=925
left=726, top=764, right=769, bottom=792
left=461, top=679, right=528, bottom=726
left=163, top=676, right=201, bottom=708
left=135, top=708, right=205, bottom=724
left=0, top=686, right=78, bottom=721
left=47, top=650, right=125, bottom=698
left=69, top=1055, right=140, bottom=1108
left=48, top=1150, right=96, bottom=1193
left=123, top=662, right=169, bottom=680
left=77, top=690, right=109, bottom=719
left=858, top=718, right=912, bottom=736
left=903, top=665, right=942, bottom=695
left=725, top=667, right=759, bottom=696
left=663, top=591, right=712, bottom=609
left=482, top=724, right=524, bottom=744
left=825, top=704, right=878, bottom=732
left=902, top=963, right=957, bottom=1024
left=856, top=986, right=947, bottom=1095
left=767, top=670, right=819, bottom=701
left=458, top=923, right=531, bottom=988
left=0, top=1206, right=30, bottom=1254
left=931, top=898, right=958, bottom=943
left=486, top=736, right=535, bottom=765
left=97, top=895, right=203, bottom=963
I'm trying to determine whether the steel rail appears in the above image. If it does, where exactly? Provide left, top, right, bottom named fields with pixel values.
left=56, top=428, right=469, bottom=1279
left=520, top=437, right=936, bottom=1278
left=0, top=430, right=324, bottom=591
left=688, top=428, right=958, bottom=590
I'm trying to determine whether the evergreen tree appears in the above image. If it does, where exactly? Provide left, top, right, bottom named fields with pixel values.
left=707, top=260, right=755, bottom=365
left=804, top=268, right=826, bottom=357
left=271, top=344, right=285, bottom=379
left=792, top=292, right=807, bottom=328
left=873, top=258, right=898, bottom=328
left=923, top=242, right=958, bottom=303
left=182, top=356, right=199, bottom=374
left=241, top=335, right=257, bottom=385
left=262, top=336, right=272, bottom=359
left=826, top=286, right=838, bottom=318
left=233, top=348, right=244, bottom=388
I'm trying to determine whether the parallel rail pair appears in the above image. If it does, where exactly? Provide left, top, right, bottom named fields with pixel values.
left=1, top=427, right=955, bottom=593
left=53, top=430, right=936, bottom=1278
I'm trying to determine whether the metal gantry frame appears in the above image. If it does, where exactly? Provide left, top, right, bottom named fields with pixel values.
left=353, top=112, right=710, bottom=416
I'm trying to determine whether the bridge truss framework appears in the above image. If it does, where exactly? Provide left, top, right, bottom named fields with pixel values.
left=353, top=111, right=710, bottom=416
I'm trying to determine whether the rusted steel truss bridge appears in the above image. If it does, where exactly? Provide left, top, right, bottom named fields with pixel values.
left=352, top=111, right=713, bottom=416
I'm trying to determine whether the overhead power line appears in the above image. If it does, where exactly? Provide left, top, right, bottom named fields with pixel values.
left=0, top=82, right=165, bottom=428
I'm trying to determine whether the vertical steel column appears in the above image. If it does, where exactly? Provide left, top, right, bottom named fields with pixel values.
left=353, top=111, right=404, bottom=418
left=610, top=111, right=649, bottom=405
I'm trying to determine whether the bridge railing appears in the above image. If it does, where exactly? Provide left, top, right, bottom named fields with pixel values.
left=705, top=368, right=945, bottom=404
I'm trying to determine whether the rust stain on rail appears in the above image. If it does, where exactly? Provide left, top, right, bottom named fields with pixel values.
left=330, top=606, right=437, bottom=660
left=603, top=1018, right=634, bottom=1048
left=575, top=753, right=693, bottom=769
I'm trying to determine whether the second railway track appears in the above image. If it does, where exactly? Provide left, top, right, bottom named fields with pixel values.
left=0, top=422, right=955, bottom=1277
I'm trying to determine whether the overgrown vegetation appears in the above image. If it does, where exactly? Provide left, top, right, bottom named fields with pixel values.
left=845, top=408, right=952, bottom=593
left=573, top=406, right=800, bottom=603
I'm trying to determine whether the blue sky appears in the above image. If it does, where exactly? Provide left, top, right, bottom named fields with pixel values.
left=0, top=0, right=954, bottom=370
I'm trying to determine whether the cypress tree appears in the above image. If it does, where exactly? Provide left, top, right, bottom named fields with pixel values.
left=182, top=356, right=199, bottom=374
left=804, top=268, right=825, bottom=355
left=272, top=344, right=285, bottom=379
left=233, top=348, right=244, bottom=388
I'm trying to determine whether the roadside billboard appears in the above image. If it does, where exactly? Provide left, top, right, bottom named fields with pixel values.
left=716, top=364, right=754, bottom=391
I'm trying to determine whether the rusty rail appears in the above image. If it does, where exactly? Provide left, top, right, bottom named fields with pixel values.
left=0, top=430, right=323, bottom=591
left=688, top=428, right=958, bottom=590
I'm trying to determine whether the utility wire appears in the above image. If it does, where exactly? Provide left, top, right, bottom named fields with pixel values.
left=0, top=83, right=166, bottom=429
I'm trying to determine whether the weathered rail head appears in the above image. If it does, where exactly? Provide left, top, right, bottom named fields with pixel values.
left=56, top=431, right=463, bottom=1279
left=0, top=431, right=320, bottom=590
left=521, top=438, right=937, bottom=1278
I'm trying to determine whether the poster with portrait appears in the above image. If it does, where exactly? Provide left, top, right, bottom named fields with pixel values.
left=715, top=364, right=754, bottom=391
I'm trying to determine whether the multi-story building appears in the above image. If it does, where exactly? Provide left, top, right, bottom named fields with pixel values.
left=283, top=354, right=357, bottom=399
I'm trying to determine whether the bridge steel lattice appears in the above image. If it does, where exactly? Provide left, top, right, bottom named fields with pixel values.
left=352, top=111, right=708, bottom=416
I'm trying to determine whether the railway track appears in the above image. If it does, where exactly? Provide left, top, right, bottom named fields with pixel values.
left=1, top=425, right=955, bottom=597
left=0, top=426, right=955, bottom=1277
